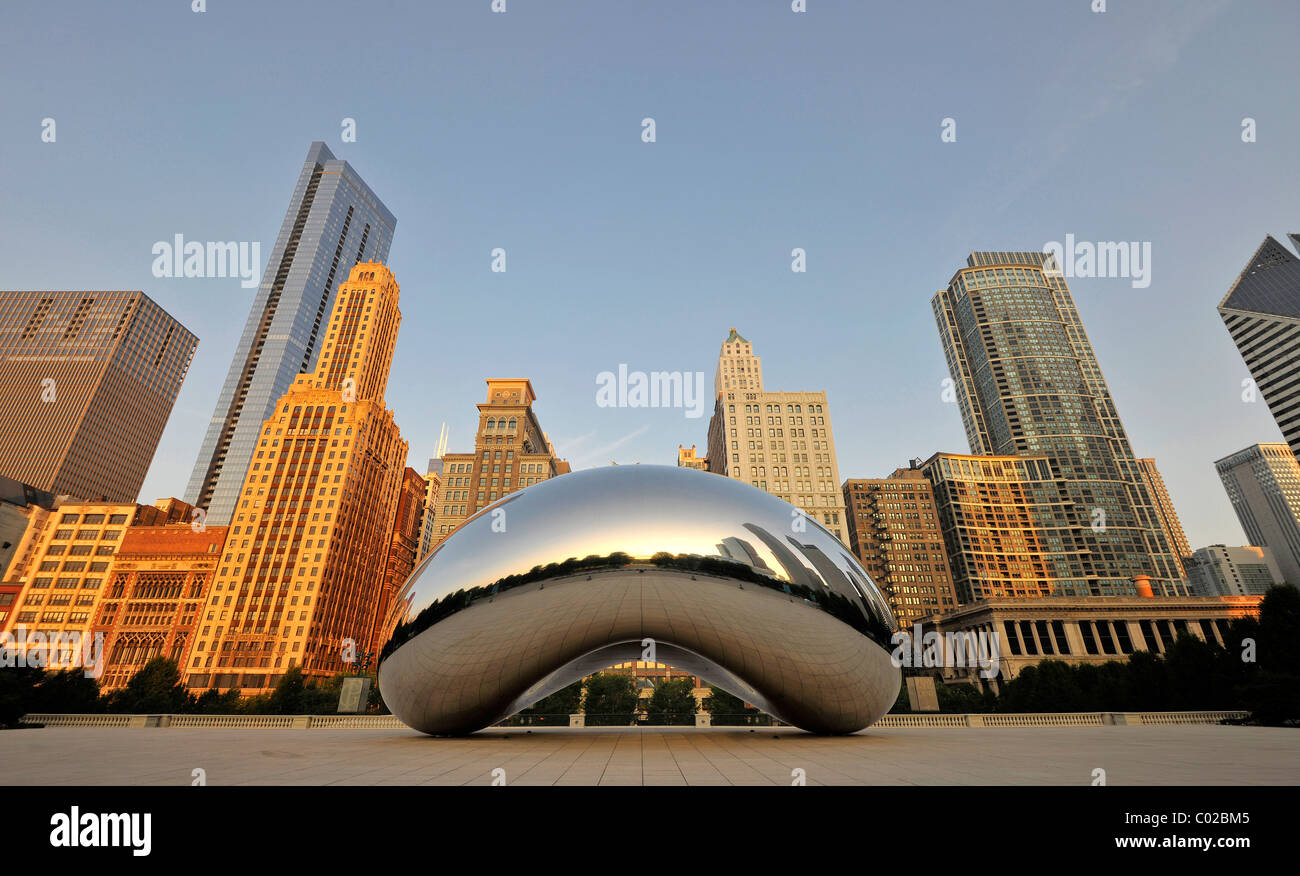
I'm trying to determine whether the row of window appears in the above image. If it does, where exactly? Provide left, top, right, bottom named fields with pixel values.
left=59, top=513, right=129, bottom=525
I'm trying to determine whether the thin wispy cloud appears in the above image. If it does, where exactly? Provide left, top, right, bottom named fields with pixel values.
left=569, top=425, right=652, bottom=468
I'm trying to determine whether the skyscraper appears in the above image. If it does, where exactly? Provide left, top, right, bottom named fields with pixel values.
left=416, top=457, right=443, bottom=561
left=1137, top=457, right=1192, bottom=578
left=705, top=329, right=849, bottom=543
left=0, top=290, right=197, bottom=502
left=426, top=379, right=570, bottom=550
left=372, top=466, right=427, bottom=657
left=1215, top=442, right=1300, bottom=587
left=186, top=142, right=395, bottom=525
left=1217, top=234, right=1300, bottom=461
left=933, top=251, right=1185, bottom=596
left=842, top=464, right=959, bottom=627
left=920, top=452, right=1072, bottom=602
left=185, top=263, right=409, bottom=693
left=1185, top=544, right=1283, bottom=597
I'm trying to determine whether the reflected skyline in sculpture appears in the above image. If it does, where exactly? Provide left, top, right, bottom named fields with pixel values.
left=378, top=465, right=900, bottom=735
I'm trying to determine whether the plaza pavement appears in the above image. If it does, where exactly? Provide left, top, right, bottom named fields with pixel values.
left=2, top=725, right=1297, bottom=785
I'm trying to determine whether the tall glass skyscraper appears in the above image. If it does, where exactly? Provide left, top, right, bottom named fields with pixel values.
left=932, top=251, right=1186, bottom=597
left=185, top=142, right=395, bottom=525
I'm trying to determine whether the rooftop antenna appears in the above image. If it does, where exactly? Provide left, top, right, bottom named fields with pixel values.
left=434, top=422, right=449, bottom=458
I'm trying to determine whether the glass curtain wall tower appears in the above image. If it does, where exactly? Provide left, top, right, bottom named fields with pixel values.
left=932, top=251, right=1186, bottom=596
left=185, top=142, right=395, bottom=525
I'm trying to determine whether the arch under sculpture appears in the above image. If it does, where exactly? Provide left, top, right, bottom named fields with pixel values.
left=378, top=465, right=900, bottom=735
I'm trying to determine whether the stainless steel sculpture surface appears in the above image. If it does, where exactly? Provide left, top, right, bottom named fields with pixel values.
left=378, top=464, right=900, bottom=735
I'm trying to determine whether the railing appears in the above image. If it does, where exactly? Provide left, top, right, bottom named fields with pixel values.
left=875, top=713, right=969, bottom=728
left=302, top=714, right=406, bottom=730
left=18, top=710, right=1250, bottom=729
left=25, top=713, right=135, bottom=728
left=168, top=714, right=300, bottom=729
left=977, top=712, right=1106, bottom=728
left=1135, top=710, right=1249, bottom=726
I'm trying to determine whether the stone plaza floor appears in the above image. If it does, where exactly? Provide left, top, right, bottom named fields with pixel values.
left=3, top=724, right=1297, bottom=785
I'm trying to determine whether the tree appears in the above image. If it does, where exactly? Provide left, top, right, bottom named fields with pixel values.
left=887, top=684, right=910, bottom=714
left=581, top=672, right=638, bottom=725
left=702, top=684, right=762, bottom=725
left=107, top=658, right=191, bottom=714
left=935, top=681, right=995, bottom=713
left=193, top=688, right=242, bottom=714
left=35, top=669, right=104, bottom=714
left=520, top=680, right=582, bottom=725
left=646, top=678, right=697, bottom=725
left=302, top=674, right=345, bottom=714
left=0, top=665, right=44, bottom=728
left=267, top=666, right=308, bottom=714
left=1257, top=585, right=1300, bottom=674
left=1239, top=585, right=1300, bottom=725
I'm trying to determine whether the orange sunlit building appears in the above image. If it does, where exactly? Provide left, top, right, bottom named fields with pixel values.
left=184, top=263, right=409, bottom=694
left=428, top=378, right=570, bottom=549
left=92, top=523, right=229, bottom=691
left=1, top=498, right=196, bottom=667
left=370, top=466, right=427, bottom=659
left=920, top=452, right=1073, bottom=603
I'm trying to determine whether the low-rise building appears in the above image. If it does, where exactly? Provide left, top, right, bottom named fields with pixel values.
left=92, top=523, right=228, bottom=691
left=1, top=498, right=195, bottom=667
left=922, top=593, right=1263, bottom=684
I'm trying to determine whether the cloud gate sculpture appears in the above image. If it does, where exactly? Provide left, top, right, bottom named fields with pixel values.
left=378, top=465, right=900, bottom=735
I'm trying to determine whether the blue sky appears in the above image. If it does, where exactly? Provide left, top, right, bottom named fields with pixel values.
left=2, top=0, right=1298, bottom=549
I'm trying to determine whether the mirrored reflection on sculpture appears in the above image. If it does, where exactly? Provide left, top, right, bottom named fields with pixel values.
left=378, top=465, right=900, bottom=735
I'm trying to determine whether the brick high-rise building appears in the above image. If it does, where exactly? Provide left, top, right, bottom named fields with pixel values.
left=843, top=464, right=959, bottom=628
left=1136, top=458, right=1192, bottom=578
left=1217, top=234, right=1300, bottom=461
left=933, top=252, right=1186, bottom=596
left=371, top=466, right=426, bottom=659
left=0, top=290, right=197, bottom=502
left=186, top=142, right=395, bottom=525
left=706, top=329, right=849, bottom=543
left=185, top=263, right=409, bottom=693
left=426, top=379, right=570, bottom=550
left=1, top=498, right=195, bottom=666
left=92, top=524, right=229, bottom=691
left=1215, top=442, right=1300, bottom=588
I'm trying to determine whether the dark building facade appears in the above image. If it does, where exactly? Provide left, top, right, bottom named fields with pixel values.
left=843, top=465, right=959, bottom=627
left=0, top=290, right=196, bottom=502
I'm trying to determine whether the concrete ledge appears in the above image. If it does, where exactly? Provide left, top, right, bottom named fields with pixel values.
left=18, top=710, right=1249, bottom=730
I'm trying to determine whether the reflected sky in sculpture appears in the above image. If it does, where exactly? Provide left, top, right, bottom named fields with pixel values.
left=379, top=465, right=899, bottom=735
